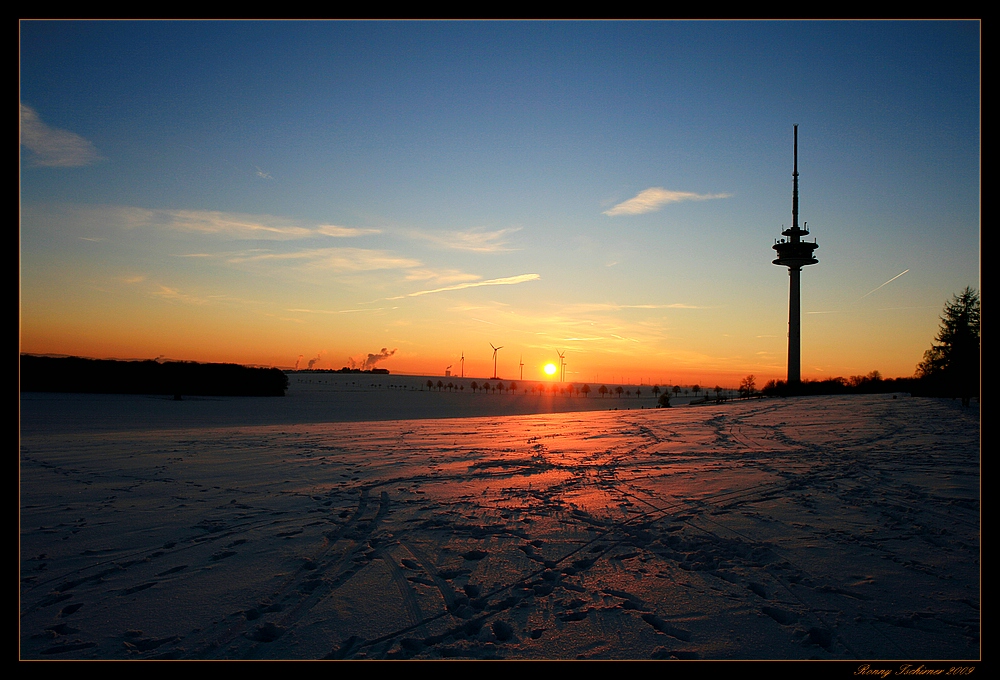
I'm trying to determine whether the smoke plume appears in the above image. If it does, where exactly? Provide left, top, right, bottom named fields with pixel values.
left=347, top=347, right=397, bottom=370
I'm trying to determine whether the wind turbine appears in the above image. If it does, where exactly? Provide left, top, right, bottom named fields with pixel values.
left=519, top=354, right=524, bottom=381
left=557, top=350, right=566, bottom=383
left=490, top=343, right=503, bottom=379
left=460, top=352, right=465, bottom=378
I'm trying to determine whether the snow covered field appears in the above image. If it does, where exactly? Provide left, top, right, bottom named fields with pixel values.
left=20, top=389, right=979, bottom=660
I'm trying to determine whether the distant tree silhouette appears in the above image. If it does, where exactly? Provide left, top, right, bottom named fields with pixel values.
left=739, top=375, right=757, bottom=399
left=509, top=381, right=517, bottom=393
left=672, top=385, right=681, bottom=399
left=916, top=287, right=980, bottom=406
left=483, top=381, right=491, bottom=393
left=692, top=384, right=701, bottom=398
left=657, top=392, right=671, bottom=408
left=714, top=385, right=723, bottom=402
left=636, top=387, right=641, bottom=398
left=652, top=385, right=660, bottom=399
left=437, top=380, right=444, bottom=391
left=615, top=386, right=624, bottom=398
left=497, top=381, right=506, bottom=394
left=426, top=380, right=433, bottom=391
left=599, top=385, right=608, bottom=398
left=581, top=384, right=591, bottom=397
left=19, top=356, right=288, bottom=397
left=470, top=380, right=478, bottom=393
left=847, top=371, right=881, bottom=389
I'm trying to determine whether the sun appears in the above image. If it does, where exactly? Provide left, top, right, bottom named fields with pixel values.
left=544, top=363, right=557, bottom=376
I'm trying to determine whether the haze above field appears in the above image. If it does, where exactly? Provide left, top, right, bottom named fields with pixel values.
left=19, top=21, right=980, bottom=385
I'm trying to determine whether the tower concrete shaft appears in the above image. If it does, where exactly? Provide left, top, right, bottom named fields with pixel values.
left=772, top=125, right=818, bottom=385
left=787, top=266, right=802, bottom=383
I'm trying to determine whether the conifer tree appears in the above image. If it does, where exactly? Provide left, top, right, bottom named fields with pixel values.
left=917, top=287, right=980, bottom=405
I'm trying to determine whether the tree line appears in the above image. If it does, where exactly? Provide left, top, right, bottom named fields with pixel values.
left=20, top=356, right=289, bottom=397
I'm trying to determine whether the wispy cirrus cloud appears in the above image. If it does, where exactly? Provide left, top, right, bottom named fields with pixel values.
left=161, top=210, right=317, bottom=238
left=389, top=273, right=540, bottom=299
left=564, top=302, right=706, bottom=313
left=149, top=210, right=381, bottom=240
left=148, top=285, right=255, bottom=307
left=610, top=333, right=641, bottom=343
left=156, top=211, right=379, bottom=239
left=408, top=227, right=520, bottom=252
left=404, top=269, right=482, bottom=285
left=603, top=187, right=730, bottom=216
left=33, top=204, right=382, bottom=241
left=287, top=307, right=384, bottom=314
left=227, top=247, right=421, bottom=272
left=316, top=224, right=381, bottom=238
left=20, top=103, right=102, bottom=167
left=150, top=285, right=210, bottom=305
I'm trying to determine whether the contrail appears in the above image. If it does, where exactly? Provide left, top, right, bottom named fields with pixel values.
left=386, top=273, right=539, bottom=300
left=856, top=269, right=909, bottom=302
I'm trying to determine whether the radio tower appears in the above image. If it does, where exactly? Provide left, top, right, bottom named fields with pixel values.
left=772, top=125, right=818, bottom=386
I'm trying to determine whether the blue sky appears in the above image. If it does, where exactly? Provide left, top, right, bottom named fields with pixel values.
left=20, top=20, right=980, bottom=383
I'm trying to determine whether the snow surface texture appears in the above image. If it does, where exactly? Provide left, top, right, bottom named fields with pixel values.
left=20, top=394, right=979, bottom=660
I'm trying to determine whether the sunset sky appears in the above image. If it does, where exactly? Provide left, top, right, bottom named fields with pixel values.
left=20, top=21, right=980, bottom=386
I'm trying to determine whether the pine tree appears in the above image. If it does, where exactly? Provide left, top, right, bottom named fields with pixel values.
left=916, top=287, right=980, bottom=405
